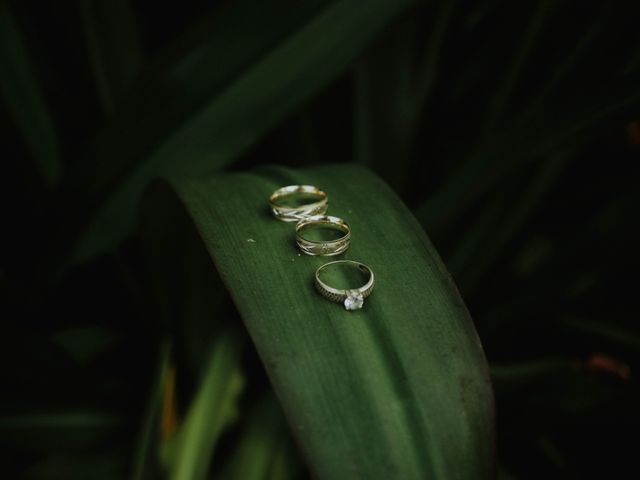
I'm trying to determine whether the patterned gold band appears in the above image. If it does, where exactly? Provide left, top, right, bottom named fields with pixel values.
left=269, top=185, right=328, bottom=222
left=296, top=215, right=351, bottom=256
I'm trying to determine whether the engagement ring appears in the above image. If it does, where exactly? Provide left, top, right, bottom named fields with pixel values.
left=314, top=260, right=374, bottom=311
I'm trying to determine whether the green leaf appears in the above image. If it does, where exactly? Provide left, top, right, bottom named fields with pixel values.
left=354, top=0, right=454, bottom=191
left=79, top=0, right=142, bottom=115
left=218, top=393, right=300, bottom=480
left=415, top=72, right=640, bottom=232
left=70, top=0, right=416, bottom=265
left=161, top=333, right=244, bottom=480
left=131, top=341, right=172, bottom=480
left=0, top=1, right=61, bottom=187
left=560, top=317, right=640, bottom=350
left=450, top=150, right=573, bottom=290
left=482, top=0, right=554, bottom=133
left=145, top=164, right=495, bottom=479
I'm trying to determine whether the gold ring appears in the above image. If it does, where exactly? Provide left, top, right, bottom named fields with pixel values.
left=269, top=185, right=328, bottom=222
left=296, top=215, right=350, bottom=256
left=314, top=260, right=374, bottom=310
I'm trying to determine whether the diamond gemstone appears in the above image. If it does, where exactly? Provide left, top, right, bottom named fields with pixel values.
left=344, top=292, right=364, bottom=311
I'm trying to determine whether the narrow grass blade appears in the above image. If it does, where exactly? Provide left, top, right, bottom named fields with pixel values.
left=482, top=0, right=553, bottom=133
left=79, top=0, right=142, bottom=114
left=560, top=317, right=640, bottom=350
left=415, top=73, right=640, bottom=231
left=147, top=164, right=495, bottom=479
left=131, top=341, right=172, bottom=480
left=354, top=0, right=453, bottom=191
left=161, top=333, right=244, bottom=480
left=218, top=393, right=300, bottom=480
left=454, top=151, right=572, bottom=290
left=0, top=1, right=60, bottom=187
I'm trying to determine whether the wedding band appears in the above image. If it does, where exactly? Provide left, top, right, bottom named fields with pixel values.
left=296, top=215, right=350, bottom=256
left=314, top=260, right=374, bottom=311
left=269, top=185, right=328, bottom=222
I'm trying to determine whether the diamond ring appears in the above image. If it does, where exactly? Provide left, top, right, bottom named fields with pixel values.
left=269, top=185, right=328, bottom=222
left=296, top=215, right=351, bottom=256
left=314, top=260, right=374, bottom=311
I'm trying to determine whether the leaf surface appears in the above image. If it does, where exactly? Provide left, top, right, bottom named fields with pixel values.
left=148, top=164, right=495, bottom=479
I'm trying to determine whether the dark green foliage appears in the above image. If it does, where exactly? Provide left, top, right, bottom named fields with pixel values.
left=2, top=0, right=640, bottom=478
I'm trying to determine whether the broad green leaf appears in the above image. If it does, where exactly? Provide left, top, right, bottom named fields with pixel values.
left=70, top=0, right=415, bottom=264
left=146, top=164, right=495, bottom=479
left=0, top=1, right=60, bottom=187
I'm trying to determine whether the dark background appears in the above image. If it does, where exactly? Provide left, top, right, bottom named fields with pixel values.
left=1, top=0, right=639, bottom=478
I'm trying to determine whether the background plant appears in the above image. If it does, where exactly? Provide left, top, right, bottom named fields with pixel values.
left=1, top=0, right=639, bottom=478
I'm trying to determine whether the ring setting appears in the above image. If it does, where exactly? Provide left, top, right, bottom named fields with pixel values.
left=296, top=215, right=350, bottom=256
left=343, top=290, right=365, bottom=310
left=269, top=185, right=328, bottom=222
left=314, top=260, right=374, bottom=310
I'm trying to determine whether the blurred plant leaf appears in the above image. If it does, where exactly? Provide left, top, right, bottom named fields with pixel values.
left=72, top=0, right=326, bottom=201
left=218, top=393, right=300, bottom=480
left=515, top=12, right=607, bottom=127
left=415, top=2, right=640, bottom=234
left=145, top=164, right=495, bottom=479
left=161, top=333, right=244, bottom=480
left=69, top=0, right=416, bottom=265
left=0, top=411, right=124, bottom=452
left=416, top=73, right=640, bottom=232
left=24, top=451, right=128, bottom=480
left=51, top=325, right=120, bottom=366
left=452, top=151, right=572, bottom=290
left=482, top=0, right=554, bottom=134
left=79, top=0, right=142, bottom=115
left=0, top=0, right=60, bottom=187
left=132, top=341, right=171, bottom=480
left=135, top=192, right=247, bottom=479
left=561, top=317, right=640, bottom=351
left=354, top=0, right=454, bottom=191
left=491, top=358, right=623, bottom=413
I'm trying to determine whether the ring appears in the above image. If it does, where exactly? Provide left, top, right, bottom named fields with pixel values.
left=314, top=260, right=374, bottom=311
left=296, top=215, right=350, bottom=256
left=269, top=185, right=328, bottom=222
